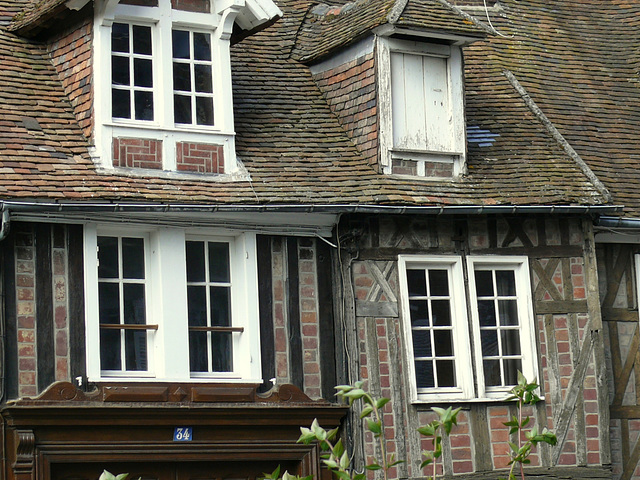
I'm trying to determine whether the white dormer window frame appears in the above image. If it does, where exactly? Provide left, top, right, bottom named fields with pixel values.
left=377, top=36, right=466, bottom=178
left=92, top=0, right=281, bottom=176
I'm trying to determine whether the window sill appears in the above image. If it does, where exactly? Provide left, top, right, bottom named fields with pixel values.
left=96, top=165, right=251, bottom=182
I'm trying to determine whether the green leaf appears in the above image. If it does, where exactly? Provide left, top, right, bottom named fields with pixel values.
left=327, top=427, right=339, bottom=441
left=388, top=460, right=405, bottom=467
left=353, top=474, right=366, bottom=480
left=323, top=459, right=338, bottom=469
left=367, top=419, right=382, bottom=435
left=376, top=397, right=391, bottom=410
left=99, top=472, right=118, bottom=480
left=417, top=424, right=436, bottom=436
left=335, top=471, right=351, bottom=480
left=521, top=416, right=530, bottom=428
left=420, top=459, right=433, bottom=469
left=365, top=464, right=382, bottom=471
left=343, top=389, right=366, bottom=400
left=360, top=406, right=374, bottom=419
left=333, top=439, right=344, bottom=458
left=115, top=475, right=129, bottom=480
left=339, top=451, right=349, bottom=469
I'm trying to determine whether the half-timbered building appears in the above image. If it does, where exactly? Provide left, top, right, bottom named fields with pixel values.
left=0, top=0, right=638, bottom=479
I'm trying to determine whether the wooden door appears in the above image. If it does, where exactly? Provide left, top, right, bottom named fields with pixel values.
left=51, top=460, right=298, bottom=480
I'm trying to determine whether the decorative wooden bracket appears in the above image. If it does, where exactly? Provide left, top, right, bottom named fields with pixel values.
left=12, top=429, right=35, bottom=480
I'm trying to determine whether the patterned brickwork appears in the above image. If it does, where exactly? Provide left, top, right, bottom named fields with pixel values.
left=171, top=0, right=209, bottom=13
left=176, top=142, right=224, bottom=174
left=15, top=226, right=37, bottom=398
left=52, top=226, right=69, bottom=381
left=312, top=53, right=378, bottom=166
left=48, top=19, right=93, bottom=140
left=113, top=138, right=163, bottom=169
left=299, top=238, right=321, bottom=399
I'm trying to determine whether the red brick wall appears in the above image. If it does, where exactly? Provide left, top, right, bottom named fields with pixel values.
left=113, top=138, right=163, bottom=169
left=48, top=18, right=93, bottom=140
left=312, top=53, right=378, bottom=166
left=176, top=142, right=224, bottom=174
left=13, top=225, right=71, bottom=398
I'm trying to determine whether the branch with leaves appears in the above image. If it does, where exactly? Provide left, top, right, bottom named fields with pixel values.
left=501, top=372, right=557, bottom=480
left=418, top=406, right=461, bottom=480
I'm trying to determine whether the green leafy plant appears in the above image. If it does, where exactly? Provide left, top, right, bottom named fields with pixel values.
left=99, top=472, right=130, bottom=480
left=501, top=372, right=557, bottom=480
left=418, top=406, right=461, bottom=480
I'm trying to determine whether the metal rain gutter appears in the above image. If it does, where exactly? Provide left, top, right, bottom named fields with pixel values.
left=596, top=215, right=640, bottom=229
left=0, top=200, right=624, bottom=216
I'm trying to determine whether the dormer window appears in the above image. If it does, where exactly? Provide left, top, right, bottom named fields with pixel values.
left=378, top=37, right=466, bottom=179
left=93, top=0, right=281, bottom=176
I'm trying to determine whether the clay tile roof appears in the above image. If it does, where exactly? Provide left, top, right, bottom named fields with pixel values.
left=291, top=0, right=486, bottom=63
left=461, top=0, right=640, bottom=216
left=6, top=0, right=68, bottom=35
left=0, top=0, right=616, bottom=209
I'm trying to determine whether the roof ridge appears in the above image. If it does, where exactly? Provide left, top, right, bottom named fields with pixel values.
left=434, top=0, right=497, bottom=35
left=503, top=69, right=612, bottom=203
left=387, top=0, right=409, bottom=24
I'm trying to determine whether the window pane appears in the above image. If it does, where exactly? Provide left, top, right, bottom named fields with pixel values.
left=186, top=241, right=205, bottom=282
left=122, top=237, right=145, bottom=279
left=211, top=332, right=232, bottom=372
left=98, top=283, right=120, bottom=324
left=436, top=360, right=455, bottom=387
left=112, top=89, right=131, bottom=119
left=409, top=300, right=429, bottom=327
left=111, top=23, right=129, bottom=53
left=496, top=270, right=516, bottom=296
left=195, top=64, right=213, bottom=93
left=210, top=286, right=231, bottom=326
left=477, top=299, right=496, bottom=326
left=112, top=56, right=130, bottom=86
left=498, top=299, right=519, bottom=326
left=125, top=330, right=147, bottom=371
left=475, top=270, right=494, bottom=296
left=196, top=96, right=214, bottom=125
left=481, top=329, right=498, bottom=357
left=173, top=62, right=191, bottom=91
left=406, top=269, right=427, bottom=296
left=134, top=91, right=154, bottom=121
left=503, top=358, right=522, bottom=386
left=172, top=30, right=190, bottom=59
left=501, top=329, right=521, bottom=356
left=100, top=329, right=121, bottom=370
left=412, top=330, right=432, bottom=357
left=187, top=286, right=207, bottom=327
left=134, top=58, right=153, bottom=87
left=483, top=359, right=501, bottom=386
left=98, top=236, right=119, bottom=279
left=189, top=331, right=207, bottom=372
left=123, top=283, right=146, bottom=325
left=428, top=269, right=449, bottom=296
left=434, top=330, right=453, bottom=356
left=174, top=94, right=192, bottom=124
left=193, top=32, right=211, bottom=61
left=132, top=25, right=152, bottom=55
left=431, top=299, right=451, bottom=326
left=415, top=360, right=434, bottom=388
left=208, top=242, right=230, bottom=282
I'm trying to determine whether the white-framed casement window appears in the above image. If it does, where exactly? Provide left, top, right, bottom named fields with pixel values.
left=399, top=255, right=537, bottom=402
left=377, top=37, right=466, bottom=178
left=84, top=225, right=261, bottom=383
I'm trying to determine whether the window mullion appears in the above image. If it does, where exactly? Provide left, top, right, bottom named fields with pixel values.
left=118, top=237, right=127, bottom=371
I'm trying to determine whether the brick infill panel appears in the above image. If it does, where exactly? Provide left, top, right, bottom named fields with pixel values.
left=176, top=142, right=224, bottom=174
left=113, top=138, right=163, bottom=169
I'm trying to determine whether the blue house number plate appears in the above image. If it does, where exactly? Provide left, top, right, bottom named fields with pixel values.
left=173, top=427, right=193, bottom=441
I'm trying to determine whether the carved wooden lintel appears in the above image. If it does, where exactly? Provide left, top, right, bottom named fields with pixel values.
left=9, top=381, right=326, bottom=405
